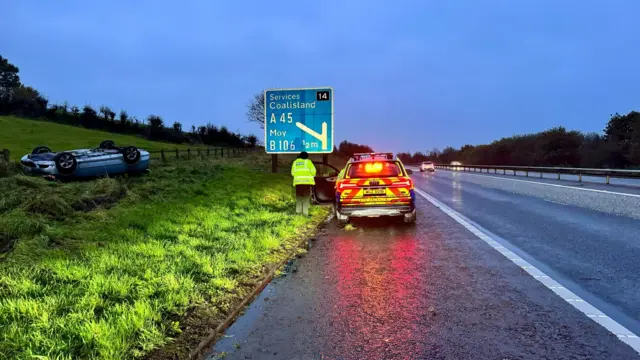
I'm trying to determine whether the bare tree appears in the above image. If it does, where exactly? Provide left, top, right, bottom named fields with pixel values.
left=119, top=110, right=129, bottom=124
left=99, top=105, right=112, bottom=121
left=246, top=91, right=265, bottom=129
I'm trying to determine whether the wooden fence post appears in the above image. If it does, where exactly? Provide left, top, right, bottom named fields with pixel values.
left=221, top=148, right=224, bottom=158
left=176, top=149, right=179, bottom=158
left=1, top=149, right=9, bottom=162
left=187, top=148, right=191, bottom=159
left=161, top=149, right=166, bottom=162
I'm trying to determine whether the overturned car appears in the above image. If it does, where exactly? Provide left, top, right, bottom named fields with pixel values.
left=20, top=140, right=150, bottom=178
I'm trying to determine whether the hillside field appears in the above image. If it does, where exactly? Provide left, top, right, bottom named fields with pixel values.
left=0, top=116, right=208, bottom=158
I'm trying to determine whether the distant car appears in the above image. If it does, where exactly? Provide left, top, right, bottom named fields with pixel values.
left=420, top=161, right=435, bottom=172
left=450, top=161, right=463, bottom=171
left=20, top=140, right=150, bottom=178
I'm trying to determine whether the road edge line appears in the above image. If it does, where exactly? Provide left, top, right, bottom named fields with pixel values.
left=414, top=188, right=640, bottom=354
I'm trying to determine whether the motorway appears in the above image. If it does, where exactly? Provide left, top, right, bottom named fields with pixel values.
left=207, top=170, right=640, bottom=360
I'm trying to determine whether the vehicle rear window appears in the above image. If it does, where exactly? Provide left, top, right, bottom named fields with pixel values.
left=347, top=161, right=404, bottom=178
left=423, top=161, right=432, bottom=164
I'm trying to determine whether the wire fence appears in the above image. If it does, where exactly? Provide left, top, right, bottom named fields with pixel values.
left=0, top=147, right=260, bottom=163
left=146, top=147, right=259, bottom=161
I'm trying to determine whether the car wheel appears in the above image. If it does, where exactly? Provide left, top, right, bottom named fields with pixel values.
left=32, top=146, right=52, bottom=155
left=99, top=140, right=116, bottom=149
left=121, top=146, right=141, bottom=165
left=335, top=206, right=349, bottom=225
left=404, top=209, right=417, bottom=224
left=54, top=152, right=77, bottom=175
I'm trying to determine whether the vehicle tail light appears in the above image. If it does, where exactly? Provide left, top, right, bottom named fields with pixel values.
left=337, top=180, right=357, bottom=191
left=393, top=178, right=413, bottom=189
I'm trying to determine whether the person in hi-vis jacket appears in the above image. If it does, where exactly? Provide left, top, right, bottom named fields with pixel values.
left=291, top=151, right=317, bottom=216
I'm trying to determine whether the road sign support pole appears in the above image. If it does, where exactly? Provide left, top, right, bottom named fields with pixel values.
left=272, top=154, right=278, bottom=173
left=322, top=154, right=328, bottom=165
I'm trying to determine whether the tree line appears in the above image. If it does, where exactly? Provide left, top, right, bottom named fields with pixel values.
left=0, top=55, right=258, bottom=148
left=398, top=111, right=640, bottom=169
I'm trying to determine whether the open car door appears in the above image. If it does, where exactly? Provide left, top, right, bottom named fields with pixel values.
left=312, top=162, right=340, bottom=205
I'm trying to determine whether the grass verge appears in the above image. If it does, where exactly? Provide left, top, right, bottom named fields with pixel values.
left=0, top=157, right=329, bottom=359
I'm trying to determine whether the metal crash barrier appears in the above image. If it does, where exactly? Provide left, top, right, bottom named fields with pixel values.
left=432, top=164, right=640, bottom=184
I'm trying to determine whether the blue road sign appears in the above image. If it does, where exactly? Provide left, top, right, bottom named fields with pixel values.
left=264, top=87, right=334, bottom=154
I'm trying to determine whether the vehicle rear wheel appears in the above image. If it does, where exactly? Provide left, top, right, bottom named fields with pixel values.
left=404, top=209, right=417, bottom=224
left=99, top=140, right=116, bottom=149
left=54, top=152, right=77, bottom=175
left=335, top=206, right=349, bottom=225
left=121, top=146, right=141, bottom=165
left=31, top=146, right=52, bottom=154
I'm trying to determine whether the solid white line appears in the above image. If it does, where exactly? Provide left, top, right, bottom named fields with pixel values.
left=439, top=170, right=640, bottom=198
left=414, top=187, right=640, bottom=354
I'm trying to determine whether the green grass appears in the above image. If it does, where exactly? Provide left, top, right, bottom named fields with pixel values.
left=0, top=157, right=328, bottom=359
left=0, top=116, right=206, bottom=157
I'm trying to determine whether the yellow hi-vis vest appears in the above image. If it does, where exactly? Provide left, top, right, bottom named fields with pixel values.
left=291, top=158, right=316, bottom=186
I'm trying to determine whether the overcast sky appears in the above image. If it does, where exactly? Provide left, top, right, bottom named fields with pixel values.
left=2, top=0, right=639, bottom=153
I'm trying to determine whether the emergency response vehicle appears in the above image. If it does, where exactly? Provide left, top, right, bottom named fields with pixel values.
left=311, top=153, right=416, bottom=225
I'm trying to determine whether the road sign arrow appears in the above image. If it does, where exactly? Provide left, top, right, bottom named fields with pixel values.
left=296, top=122, right=328, bottom=150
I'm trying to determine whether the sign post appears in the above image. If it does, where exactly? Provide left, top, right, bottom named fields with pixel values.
left=264, top=87, right=334, bottom=172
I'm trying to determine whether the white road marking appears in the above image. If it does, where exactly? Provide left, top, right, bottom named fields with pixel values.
left=438, top=170, right=640, bottom=198
left=414, top=187, right=640, bottom=354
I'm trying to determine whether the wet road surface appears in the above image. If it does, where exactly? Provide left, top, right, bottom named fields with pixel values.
left=412, top=170, right=640, bottom=335
left=208, top=174, right=640, bottom=359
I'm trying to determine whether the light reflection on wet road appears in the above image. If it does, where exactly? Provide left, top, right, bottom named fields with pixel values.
left=209, top=180, right=639, bottom=359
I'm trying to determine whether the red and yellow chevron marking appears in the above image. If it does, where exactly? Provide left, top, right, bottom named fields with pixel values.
left=337, top=176, right=412, bottom=206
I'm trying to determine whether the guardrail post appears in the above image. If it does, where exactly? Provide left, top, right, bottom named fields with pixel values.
left=578, top=174, right=582, bottom=182
left=161, top=149, right=166, bottom=162
left=513, top=170, right=516, bottom=176
left=503, top=169, right=506, bottom=175
left=606, top=176, right=610, bottom=185
left=557, top=173, right=561, bottom=180
left=1, top=149, right=9, bottom=162
left=540, top=172, right=543, bottom=179
left=525, top=171, right=528, bottom=177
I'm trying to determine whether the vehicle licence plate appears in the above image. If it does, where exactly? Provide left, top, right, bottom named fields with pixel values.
left=363, top=188, right=386, bottom=195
